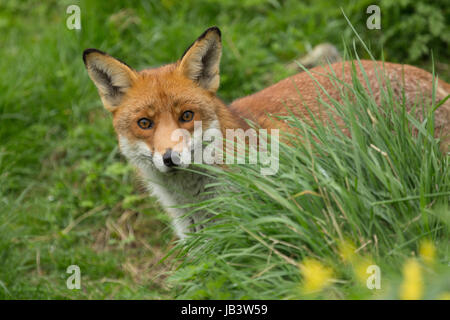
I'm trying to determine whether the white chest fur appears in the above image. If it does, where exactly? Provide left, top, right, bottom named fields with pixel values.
left=118, top=120, right=220, bottom=239
left=119, top=135, right=213, bottom=238
left=141, top=168, right=213, bottom=239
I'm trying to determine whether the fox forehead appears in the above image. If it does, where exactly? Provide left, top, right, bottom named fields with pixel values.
left=111, top=65, right=219, bottom=138
left=125, top=66, right=190, bottom=106
left=111, top=68, right=208, bottom=118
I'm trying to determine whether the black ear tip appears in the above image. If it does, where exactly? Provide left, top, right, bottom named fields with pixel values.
left=197, top=26, right=221, bottom=41
left=208, top=26, right=221, bottom=37
left=82, top=48, right=106, bottom=65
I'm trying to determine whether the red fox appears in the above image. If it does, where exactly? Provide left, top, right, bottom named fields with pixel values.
left=83, top=27, right=450, bottom=239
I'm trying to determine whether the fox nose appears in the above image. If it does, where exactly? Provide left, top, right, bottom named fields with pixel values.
left=162, top=149, right=180, bottom=167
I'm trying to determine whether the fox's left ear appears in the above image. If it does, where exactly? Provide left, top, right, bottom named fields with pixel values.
left=178, top=27, right=222, bottom=93
left=83, top=49, right=137, bottom=112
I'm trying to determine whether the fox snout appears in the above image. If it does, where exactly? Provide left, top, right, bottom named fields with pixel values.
left=152, top=146, right=190, bottom=173
left=162, top=149, right=181, bottom=167
left=154, top=125, right=192, bottom=170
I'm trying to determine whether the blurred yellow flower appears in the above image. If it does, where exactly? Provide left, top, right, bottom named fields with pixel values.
left=438, top=292, right=450, bottom=300
left=419, top=239, right=436, bottom=265
left=338, top=239, right=379, bottom=287
left=400, top=259, right=423, bottom=300
left=300, top=258, right=333, bottom=294
left=354, top=256, right=375, bottom=284
left=338, top=239, right=357, bottom=263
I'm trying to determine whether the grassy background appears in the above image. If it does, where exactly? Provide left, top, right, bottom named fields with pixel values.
left=0, top=0, right=448, bottom=299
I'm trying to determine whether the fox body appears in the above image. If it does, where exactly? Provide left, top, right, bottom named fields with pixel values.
left=83, top=27, right=450, bottom=239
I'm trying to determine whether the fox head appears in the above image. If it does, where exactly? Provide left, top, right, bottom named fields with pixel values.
left=83, top=27, right=241, bottom=173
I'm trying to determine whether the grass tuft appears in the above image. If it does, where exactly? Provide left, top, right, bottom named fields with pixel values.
left=170, top=49, right=449, bottom=300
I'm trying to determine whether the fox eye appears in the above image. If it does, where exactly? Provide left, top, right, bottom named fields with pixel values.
left=180, top=110, right=194, bottom=122
left=137, top=118, right=153, bottom=129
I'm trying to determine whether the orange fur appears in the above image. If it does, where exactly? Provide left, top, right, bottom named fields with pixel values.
left=84, top=28, right=449, bottom=155
left=231, top=60, right=450, bottom=151
left=83, top=27, right=449, bottom=238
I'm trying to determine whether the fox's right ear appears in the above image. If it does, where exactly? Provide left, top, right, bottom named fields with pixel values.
left=83, top=49, right=137, bottom=112
left=178, top=27, right=222, bottom=93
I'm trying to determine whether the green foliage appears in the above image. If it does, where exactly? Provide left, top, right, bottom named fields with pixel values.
left=379, top=0, right=449, bottom=63
left=0, top=0, right=448, bottom=299
left=171, top=58, right=450, bottom=299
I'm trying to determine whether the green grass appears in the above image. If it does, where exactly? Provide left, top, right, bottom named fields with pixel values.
left=0, top=0, right=448, bottom=299
left=171, top=55, right=450, bottom=299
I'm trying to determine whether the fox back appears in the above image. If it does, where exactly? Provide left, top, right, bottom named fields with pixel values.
left=83, top=27, right=450, bottom=238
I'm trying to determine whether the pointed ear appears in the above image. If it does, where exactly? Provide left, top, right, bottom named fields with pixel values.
left=178, top=27, right=222, bottom=93
left=83, top=49, right=137, bottom=111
